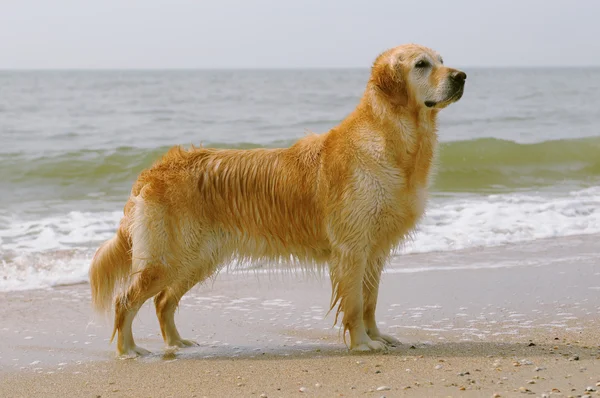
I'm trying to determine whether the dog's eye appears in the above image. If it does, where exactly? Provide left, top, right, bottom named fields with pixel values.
left=415, top=60, right=429, bottom=68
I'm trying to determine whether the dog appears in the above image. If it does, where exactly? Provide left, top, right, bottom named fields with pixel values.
left=89, top=43, right=466, bottom=356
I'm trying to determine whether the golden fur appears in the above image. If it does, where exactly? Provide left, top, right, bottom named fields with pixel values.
left=89, top=43, right=466, bottom=356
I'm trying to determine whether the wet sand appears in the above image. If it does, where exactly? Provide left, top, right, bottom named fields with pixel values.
left=1, top=234, right=599, bottom=397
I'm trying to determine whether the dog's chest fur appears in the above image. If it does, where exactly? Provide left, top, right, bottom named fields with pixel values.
left=352, top=125, right=437, bottom=249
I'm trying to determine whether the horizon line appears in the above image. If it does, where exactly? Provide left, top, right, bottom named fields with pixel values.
left=1, top=65, right=599, bottom=71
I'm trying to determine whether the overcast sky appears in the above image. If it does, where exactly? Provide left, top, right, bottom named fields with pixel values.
left=1, top=0, right=599, bottom=69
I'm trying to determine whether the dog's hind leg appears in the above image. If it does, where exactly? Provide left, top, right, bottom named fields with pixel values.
left=363, top=256, right=400, bottom=347
left=112, top=264, right=170, bottom=357
left=154, top=277, right=202, bottom=349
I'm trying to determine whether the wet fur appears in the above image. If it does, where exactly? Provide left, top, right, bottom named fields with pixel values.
left=89, top=43, right=465, bottom=356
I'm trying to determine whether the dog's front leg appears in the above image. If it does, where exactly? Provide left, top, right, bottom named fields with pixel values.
left=363, top=256, right=400, bottom=347
left=330, top=250, right=388, bottom=352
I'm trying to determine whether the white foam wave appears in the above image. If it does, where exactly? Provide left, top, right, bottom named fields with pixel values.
left=0, top=251, right=92, bottom=292
left=0, top=210, right=122, bottom=252
left=0, top=187, right=599, bottom=292
left=402, top=186, right=600, bottom=254
left=0, top=210, right=121, bottom=292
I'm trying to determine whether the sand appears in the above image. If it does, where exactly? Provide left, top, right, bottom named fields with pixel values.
left=1, top=234, right=599, bottom=397
left=3, top=344, right=600, bottom=398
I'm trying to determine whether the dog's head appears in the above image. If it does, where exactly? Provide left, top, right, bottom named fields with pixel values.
left=370, top=44, right=466, bottom=110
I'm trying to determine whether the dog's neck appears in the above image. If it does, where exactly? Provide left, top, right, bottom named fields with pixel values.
left=360, top=87, right=439, bottom=152
left=333, top=87, right=439, bottom=189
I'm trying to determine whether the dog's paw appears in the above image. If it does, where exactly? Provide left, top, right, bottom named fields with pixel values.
left=118, top=344, right=151, bottom=358
left=372, top=333, right=401, bottom=347
left=167, top=338, right=199, bottom=349
left=351, top=339, right=388, bottom=352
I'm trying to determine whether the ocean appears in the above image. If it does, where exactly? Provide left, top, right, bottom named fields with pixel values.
left=1, top=68, right=599, bottom=292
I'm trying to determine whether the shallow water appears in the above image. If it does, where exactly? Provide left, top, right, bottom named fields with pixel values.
left=1, top=235, right=599, bottom=369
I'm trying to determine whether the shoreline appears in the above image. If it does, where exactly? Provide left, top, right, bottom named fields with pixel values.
left=1, top=234, right=599, bottom=396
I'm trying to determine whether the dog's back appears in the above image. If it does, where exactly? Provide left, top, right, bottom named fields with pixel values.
left=132, top=134, right=331, bottom=267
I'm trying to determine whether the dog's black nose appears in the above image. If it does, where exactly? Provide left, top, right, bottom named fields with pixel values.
left=452, top=71, right=467, bottom=82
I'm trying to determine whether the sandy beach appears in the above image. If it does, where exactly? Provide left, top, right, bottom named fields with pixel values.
left=1, top=234, right=599, bottom=397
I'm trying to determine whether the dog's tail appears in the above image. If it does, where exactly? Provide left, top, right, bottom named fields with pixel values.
left=89, top=226, right=132, bottom=314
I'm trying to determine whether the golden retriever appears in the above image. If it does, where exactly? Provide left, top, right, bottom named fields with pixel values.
left=89, top=43, right=466, bottom=356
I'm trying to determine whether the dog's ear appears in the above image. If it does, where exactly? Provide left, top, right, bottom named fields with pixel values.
left=371, top=54, right=408, bottom=107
